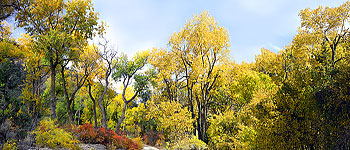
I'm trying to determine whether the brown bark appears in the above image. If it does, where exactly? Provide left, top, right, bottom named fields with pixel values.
left=50, top=62, right=57, bottom=119
left=97, top=87, right=108, bottom=129
left=116, top=84, right=138, bottom=131
left=61, top=64, right=89, bottom=124
left=88, top=82, right=98, bottom=128
left=116, top=103, right=127, bottom=130
left=95, top=74, right=110, bottom=129
left=61, top=66, right=73, bottom=123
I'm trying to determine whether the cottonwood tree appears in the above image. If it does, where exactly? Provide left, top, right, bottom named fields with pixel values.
left=60, top=45, right=99, bottom=124
left=16, top=0, right=104, bottom=119
left=87, top=38, right=117, bottom=129
left=150, top=11, right=230, bottom=142
left=113, top=50, right=152, bottom=131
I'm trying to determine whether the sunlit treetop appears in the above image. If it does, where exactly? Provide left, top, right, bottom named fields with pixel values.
left=16, top=0, right=105, bottom=40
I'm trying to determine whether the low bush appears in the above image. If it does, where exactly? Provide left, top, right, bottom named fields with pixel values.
left=132, top=137, right=144, bottom=150
left=72, top=123, right=142, bottom=149
left=169, top=135, right=208, bottom=150
left=142, top=131, right=165, bottom=146
left=2, top=139, right=17, bottom=150
left=32, top=118, right=80, bottom=150
left=96, top=127, right=116, bottom=145
left=73, top=123, right=98, bottom=144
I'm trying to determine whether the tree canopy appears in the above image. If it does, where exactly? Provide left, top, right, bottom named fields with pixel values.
left=0, top=1, right=350, bottom=149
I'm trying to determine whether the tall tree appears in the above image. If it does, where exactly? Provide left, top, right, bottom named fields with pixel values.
left=88, top=38, right=117, bottom=129
left=60, top=45, right=98, bottom=124
left=113, top=51, right=152, bottom=131
left=0, top=0, right=21, bottom=22
left=150, top=11, right=230, bottom=142
left=16, top=0, right=104, bottom=119
left=252, top=2, right=350, bottom=149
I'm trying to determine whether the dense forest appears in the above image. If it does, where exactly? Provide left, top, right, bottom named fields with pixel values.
left=1, top=0, right=350, bottom=149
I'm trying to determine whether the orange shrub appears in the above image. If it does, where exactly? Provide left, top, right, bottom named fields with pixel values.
left=74, top=123, right=98, bottom=143
left=72, top=123, right=142, bottom=149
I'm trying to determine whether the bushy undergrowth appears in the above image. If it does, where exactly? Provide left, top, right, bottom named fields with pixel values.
left=168, top=135, right=208, bottom=150
left=32, top=118, right=80, bottom=150
left=71, top=123, right=142, bottom=149
left=142, top=131, right=165, bottom=146
left=2, top=140, right=17, bottom=150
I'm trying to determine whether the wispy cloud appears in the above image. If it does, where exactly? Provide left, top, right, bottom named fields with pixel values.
left=91, top=0, right=348, bottom=63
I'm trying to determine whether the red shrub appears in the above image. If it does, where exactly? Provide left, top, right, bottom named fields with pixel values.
left=111, top=134, right=139, bottom=150
left=71, top=123, right=141, bottom=149
left=74, top=123, right=98, bottom=143
left=96, top=127, right=116, bottom=145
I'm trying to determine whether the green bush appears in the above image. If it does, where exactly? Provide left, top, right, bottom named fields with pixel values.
left=32, top=118, right=80, bottom=150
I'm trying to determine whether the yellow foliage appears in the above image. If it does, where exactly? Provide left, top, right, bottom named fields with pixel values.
left=32, top=118, right=80, bottom=149
left=131, top=137, right=144, bottom=150
left=169, top=135, right=208, bottom=150
left=147, top=100, right=194, bottom=142
left=0, top=21, right=23, bottom=62
left=2, top=140, right=17, bottom=150
left=122, top=102, right=147, bottom=135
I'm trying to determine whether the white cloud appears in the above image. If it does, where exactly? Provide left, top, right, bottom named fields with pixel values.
left=91, top=0, right=349, bottom=63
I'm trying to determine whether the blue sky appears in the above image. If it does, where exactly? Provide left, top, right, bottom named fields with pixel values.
left=89, top=0, right=347, bottom=63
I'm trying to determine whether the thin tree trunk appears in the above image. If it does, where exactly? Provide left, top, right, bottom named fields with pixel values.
left=190, top=98, right=196, bottom=135
left=72, top=97, right=75, bottom=122
left=97, top=94, right=107, bottom=129
left=67, top=98, right=73, bottom=124
left=116, top=102, right=127, bottom=130
left=61, top=66, right=73, bottom=124
left=115, top=82, right=138, bottom=132
left=92, top=98, right=98, bottom=128
left=88, top=83, right=98, bottom=128
left=50, top=64, right=57, bottom=119
left=96, top=75, right=110, bottom=129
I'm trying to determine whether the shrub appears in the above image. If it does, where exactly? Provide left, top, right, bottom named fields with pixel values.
left=142, top=131, right=165, bottom=146
left=207, top=110, right=239, bottom=149
left=2, top=140, right=17, bottom=150
left=32, top=118, right=80, bottom=150
left=169, top=135, right=208, bottom=150
left=147, top=100, right=194, bottom=143
left=132, top=137, right=144, bottom=150
left=74, top=123, right=98, bottom=143
left=72, top=123, right=142, bottom=149
left=96, top=127, right=116, bottom=145
left=109, top=134, right=139, bottom=150
left=0, top=119, right=16, bottom=144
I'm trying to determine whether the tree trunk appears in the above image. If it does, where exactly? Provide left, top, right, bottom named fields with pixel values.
left=67, top=99, right=73, bottom=124
left=72, top=97, right=75, bottom=122
left=61, top=66, right=73, bottom=124
left=97, top=96, right=107, bottom=129
left=197, top=104, right=203, bottom=141
left=97, top=79, right=109, bottom=129
left=115, top=83, right=138, bottom=132
left=116, top=102, right=127, bottom=130
left=197, top=109, right=208, bottom=143
left=88, top=83, right=98, bottom=128
left=196, top=97, right=209, bottom=143
left=92, top=99, right=98, bottom=128
left=190, top=98, right=196, bottom=135
left=50, top=65, right=57, bottom=119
